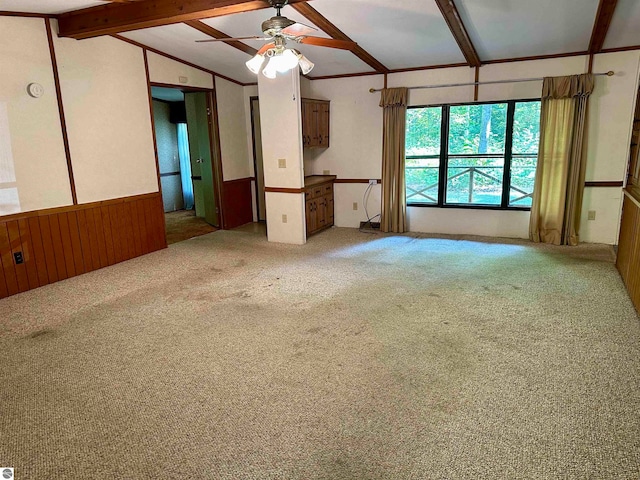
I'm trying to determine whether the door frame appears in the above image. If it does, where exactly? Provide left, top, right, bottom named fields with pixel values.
left=149, top=82, right=225, bottom=230
left=249, top=96, right=265, bottom=222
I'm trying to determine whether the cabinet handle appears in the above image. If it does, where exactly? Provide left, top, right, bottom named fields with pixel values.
left=319, top=135, right=323, bottom=144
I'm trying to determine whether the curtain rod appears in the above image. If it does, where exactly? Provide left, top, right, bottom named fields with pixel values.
left=368, top=71, right=614, bottom=93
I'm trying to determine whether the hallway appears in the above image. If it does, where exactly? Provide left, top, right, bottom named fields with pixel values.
left=165, top=210, right=216, bottom=245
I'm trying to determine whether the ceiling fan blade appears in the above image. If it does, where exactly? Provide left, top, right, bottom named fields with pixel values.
left=281, top=22, right=317, bottom=37
left=297, top=36, right=357, bottom=51
left=196, top=36, right=270, bottom=43
left=257, top=42, right=276, bottom=55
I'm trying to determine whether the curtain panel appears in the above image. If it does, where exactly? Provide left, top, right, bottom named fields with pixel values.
left=529, top=74, right=594, bottom=246
left=380, top=87, right=409, bottom=233
left=177, top=123, right=195, bottom=211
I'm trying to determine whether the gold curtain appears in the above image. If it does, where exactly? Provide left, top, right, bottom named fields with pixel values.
left=529, top=74, right=594, bottom=245
left=380, top=87, right=408, bottom=233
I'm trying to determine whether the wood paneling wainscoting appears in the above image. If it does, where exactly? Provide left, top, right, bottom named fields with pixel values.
left=0, top=192, right=166, bottom=299
left=617, top=191, right=640, bottom=313
left=222, top=177, right=253, bottom=230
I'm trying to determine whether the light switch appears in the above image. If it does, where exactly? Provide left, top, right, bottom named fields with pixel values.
left=588, top=210, right=596, bottom=220
left=278, top=158, right=286, bottom=168
left=282, top=214, right=288, bottom=223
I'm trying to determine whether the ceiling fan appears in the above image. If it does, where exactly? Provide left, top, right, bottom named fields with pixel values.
left=196, top=0, right=357, bottom=77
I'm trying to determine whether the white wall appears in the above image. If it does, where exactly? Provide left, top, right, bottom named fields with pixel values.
left=478, top=57, right=589, bottom=102
left=215, top=76, right=251, bottom=181
left=53, top=27, right=158, bottom=203
left=258, top=69, right=306, bottom=244
left=303, top=75, right=385, bottom=227
left=0, top=17, right=72, bottom=214
left=582, top=51, right=640, bottom=244
left=304, top=74, right=384, bottom=179
left=147, top=52, right=214, bottom=89
left=0, top=15, right=269, bottom=231
left=300, top=76, right=312, bottom=98
left=302, top=53, right=640, bottom=244
left=390, top=66, right=476, bottom=105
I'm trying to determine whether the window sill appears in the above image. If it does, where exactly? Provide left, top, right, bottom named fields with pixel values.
left=407, top=203, right=531, bottom=212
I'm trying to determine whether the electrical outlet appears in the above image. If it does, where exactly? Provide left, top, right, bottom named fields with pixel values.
left=353, top=202, right=358, bottom=211
left=278, top=158, right=286, bottom=168
left=282, top=214, right=288, bottom=223
left=588, top=210, right=596, bottom=220
left=13, top=251, right=23, bottom=265
left=178, top=76, right=188, bottom=84
left=369, top=179, right=377, bottom=185
left=323, top=170, right=330, bottom=175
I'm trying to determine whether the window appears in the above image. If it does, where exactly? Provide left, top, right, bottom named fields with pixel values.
left=405, top=100, right=541, bottom=209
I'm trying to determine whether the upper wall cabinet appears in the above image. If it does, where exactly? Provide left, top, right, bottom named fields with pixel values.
left=302, top=98, right=330, bottom=149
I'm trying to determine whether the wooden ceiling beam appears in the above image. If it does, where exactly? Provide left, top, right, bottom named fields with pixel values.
left=57, top=0, right=309, bottom=40
left=291, top=2, right=389, bottom=74
left=434, top=0, right=481, bottom=67
left=589, top=0, right=619, bottom=54
left=184, top=20, right=258, bottom=56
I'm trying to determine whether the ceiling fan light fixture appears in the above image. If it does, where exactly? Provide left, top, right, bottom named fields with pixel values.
left=245, top=53, right=266, bottom=74
left=296, top=52, right=314, bottom=75
left=256, top=48, right=303, bottom=77
left=272, top=48, right=299, bottom=73
left=262, top=59, right=278, bottom=79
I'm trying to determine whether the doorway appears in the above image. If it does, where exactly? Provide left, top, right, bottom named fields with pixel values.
left=250, top=97, right=266, bottom=222
left=151, top=86, right=223, bottom=244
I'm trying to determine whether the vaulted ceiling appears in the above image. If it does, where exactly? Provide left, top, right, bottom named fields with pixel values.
left=3, top=0, right=639, bottom=85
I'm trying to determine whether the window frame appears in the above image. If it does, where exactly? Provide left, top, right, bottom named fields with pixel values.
left=406, top=98, right=540, bottom=211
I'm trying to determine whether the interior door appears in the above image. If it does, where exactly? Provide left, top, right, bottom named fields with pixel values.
left=185, top=92, right=219, bottom=227
left=251, top=98, right=266, bottom=222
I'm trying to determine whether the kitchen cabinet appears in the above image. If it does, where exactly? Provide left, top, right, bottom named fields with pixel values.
left=302, top=99, right=330, bottom=149
left=304, top=175, right=335, bottom=237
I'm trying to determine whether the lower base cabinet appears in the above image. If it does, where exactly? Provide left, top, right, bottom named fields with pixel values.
left=305, top=180, right=334, bottom=237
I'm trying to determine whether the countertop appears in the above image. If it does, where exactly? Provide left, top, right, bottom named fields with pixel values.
left=304, top=175, right=337, bottom=187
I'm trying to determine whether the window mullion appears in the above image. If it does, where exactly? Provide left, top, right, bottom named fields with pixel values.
left=438, top=105, right=449, bottom=206
left=501, top=102, right=516, bottom=208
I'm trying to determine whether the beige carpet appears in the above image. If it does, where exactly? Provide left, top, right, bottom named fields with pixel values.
left=0, top=226, right=639, bottom=479
left=165, top=209, right=216, bottom=245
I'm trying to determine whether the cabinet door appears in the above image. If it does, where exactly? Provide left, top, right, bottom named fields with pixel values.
left=310, top=101, right=319, bottom=147
left=326, top=193, right=334, bottom=226
left=305, top=198, right=316, bottom=235
left=301, top=100, right=310, bottom=148
left=304, top=100, right=317, bottom=147
left=317, top=102, right=330, bottom=147
left=317, top=196, right=326, bottom=228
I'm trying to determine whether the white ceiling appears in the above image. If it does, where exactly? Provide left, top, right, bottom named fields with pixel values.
left=604, top=0, right=640, bottom=50
left=123, top=23, right=259, bottom=84
left=456, top=0, right=600, bottom=61
left=0, top=0, right=107, bottom=14
left=201, top=6, right=373, bottom=77
left=3, top=0, right=640, bottom=84
left=310, top=0, right=465, bottom=69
